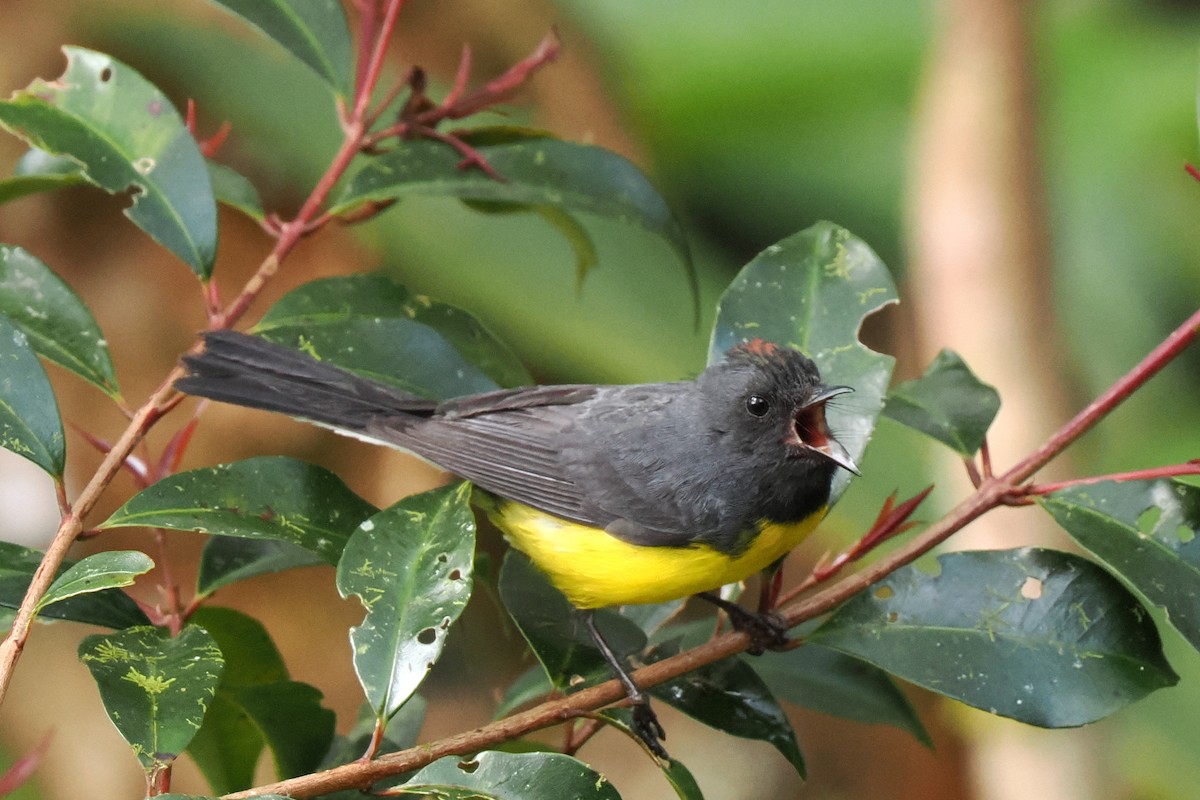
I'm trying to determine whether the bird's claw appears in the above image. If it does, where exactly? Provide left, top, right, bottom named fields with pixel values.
left=728, top=607, right=791, bottom=655
left=631, top=700, right=668, bottom=759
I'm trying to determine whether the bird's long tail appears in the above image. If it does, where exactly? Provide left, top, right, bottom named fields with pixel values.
left=175, top=330, right=436, bottom=433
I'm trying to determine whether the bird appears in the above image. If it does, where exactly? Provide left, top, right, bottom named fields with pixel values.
left=176, top=331, right=857, bottom=757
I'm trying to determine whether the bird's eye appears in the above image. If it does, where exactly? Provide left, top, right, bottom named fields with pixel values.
left=746, top=394, right=770, bottom=417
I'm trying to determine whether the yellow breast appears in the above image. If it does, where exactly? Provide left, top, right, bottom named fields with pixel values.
left=486, top=500, right=826, bottom=608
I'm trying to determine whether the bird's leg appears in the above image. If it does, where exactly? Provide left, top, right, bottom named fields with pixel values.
left=697, top=591, right=790, bottom=655
left=582, top=610, right=667, bottom=758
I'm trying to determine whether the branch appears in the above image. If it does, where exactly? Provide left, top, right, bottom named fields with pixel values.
left=0, top=0, right=414, bottom=711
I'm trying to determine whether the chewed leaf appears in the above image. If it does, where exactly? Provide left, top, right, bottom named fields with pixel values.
left=399, top=751, right=621, bottom=800
left=883, top=349, right=1000, bottom=455
left=811, top=547, right=1177, bottom=726
left=0, top=48, right=217, bottom=277
left=337, top=484, right=475, bottom=722
left=711, top=222, right=898, bottom=500
left=0, top=148, right=87, bottom=204
left=1040, top=479, right=1200, bottom=654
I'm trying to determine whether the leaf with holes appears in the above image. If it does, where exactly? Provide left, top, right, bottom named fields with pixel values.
left=0, top=315, right=64, bottom=476
left=36, top=551, right=154, bottom=614
left=0, top=244, right=120, bottom=398
left=78, top=625, right=224, bottom=773
left=499, top=550, right=646, bottom=692
left=710, top=222, right=898, bottom=500
left=652, top=656, right=805, bottom=779
left=257, top=274, right=531, bottom=390
left=0, top=541, right=149, bottom=629
left=337, top=483, right=475, bottom=722
left=883, top=349, right=1000, bottom=456
left=100, top=456, right=376, bottom=564
left=206, top=0, right=352, bottom=95
left=810, top=548, right=1177, bottom=726
left=0, top=148, right=87, bottom=204
left=187, top=607, right=334, bottom=793
left=1040, top=479, right=1200, bottom=654
left=0, top=48, right=217, bottom=277
left=396, top=751, right=622, bottom=800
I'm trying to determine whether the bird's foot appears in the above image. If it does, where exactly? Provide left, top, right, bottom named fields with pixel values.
left=630, top=697, right=668, bottom=759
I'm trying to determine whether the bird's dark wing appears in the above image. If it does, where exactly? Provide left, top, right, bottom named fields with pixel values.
left=369, top=388, right=601, bottom=524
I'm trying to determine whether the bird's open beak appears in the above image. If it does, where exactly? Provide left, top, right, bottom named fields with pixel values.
left=789, top=385, right=861, bottom=475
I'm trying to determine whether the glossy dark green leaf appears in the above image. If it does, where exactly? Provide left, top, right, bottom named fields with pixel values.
left=811, top=548, right=1178, bottom=726
left=620, top=599, right=687, bottom=638
left=36, top=551, right=153, bottom=613
left=0, top=540, right=149, bottom=629
left=196, top=537, right=324, bottom=598
left=208, top=161, right=265, bottom=222
left=749, top=643, right=930, bottom=745
left=0, top=48, right=217, bottom=277
left=1040, top=479, right=1200, bottom=653
left=499, top=550, right=646, bottom=692
left=883, top=349, right=1000, bottom=456
left=257, top=274, right=532, bottom=389
left=398, top=751, right=621, bottom=800
left=100, top=456, right=377, bottom=564
left=710, top=221, right=898, bottom=500
left=653, top=656, right=805, bottom=779
left=187, top=607, right=334, bottom=792
left=600, top=709, right=704, bottom=799
left=206, top=0, right=352, bottom=95
left=0, top=244, right=120, bottom=397
left=0, top=148, right=87, bottom=204
left=330, top=133, right=693, bottom=283
left=337, top=483, right=476, bottom=721
left=258, top=318, right=502, bottom=400
left=78, top=624, right=224, bottom=772
left=0, top=315, right=64, bottom=476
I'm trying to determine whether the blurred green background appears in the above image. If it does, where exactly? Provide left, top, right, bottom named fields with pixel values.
left=1, top=0, right=1199, bottom=798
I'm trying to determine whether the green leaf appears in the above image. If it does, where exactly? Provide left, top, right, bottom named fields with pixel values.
left=0, top=315, right=64, bottom=476
left=256, top=273, right=532, bottom=390
left=78, top=624, right=224, bottom=772
left=749, top=643, right=930, bottom=745
left=337, top=484, right=476, bottom=721
left=0, top=148, right=87, bottom=204
left=494, top=665, right=554, bottom=719
left=206, top=0, right=352, bottom=95
left=0, top=48, right=217, bottom=277
left=196, top=537, right=323, bottom=598
left=710, top=221, right=898, bottom=500
left=810, top=547, right=1178, bottom=726
left=0, top=244, right=120, bottom=397
left=498, top=550, right=646, bottom=692
left=882, top=349, right=1000, bottom=455
left=599, top=709, right=704, bottom=799
left=36, top=551, right=154, bottom=614
left=653, top=656, right=805, bottom=779
left=397, top=751, right=622, bottom=800
left=208, top=161, right=265, bottom=222
left=100, top=455, right=377, bottom=564
left=186, top=607, right=335, bottom=793
left=620, top=599, right=686, bottom=638
left=1040, top=479, right=1200, bottom=654
left=0, top=540, right=149, bottom=629
left=330, top=133, right=693, bottom=290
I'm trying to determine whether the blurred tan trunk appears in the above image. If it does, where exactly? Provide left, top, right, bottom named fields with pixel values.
left=906, top=1, right=1106, bottom=798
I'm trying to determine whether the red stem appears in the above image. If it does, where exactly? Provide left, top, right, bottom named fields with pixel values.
left=1024, top=461, right=1200, bottom=496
